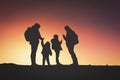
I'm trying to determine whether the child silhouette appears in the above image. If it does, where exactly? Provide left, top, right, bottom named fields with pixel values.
left=51, top=34, right=62, bottom=65
left=41, top=38, right=52, bottom=65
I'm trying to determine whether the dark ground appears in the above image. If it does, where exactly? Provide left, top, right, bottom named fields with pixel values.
left=0, top=63, right=120, bottom=80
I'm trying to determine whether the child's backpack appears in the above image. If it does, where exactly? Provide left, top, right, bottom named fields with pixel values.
left=24, top=27, right=32, bottom=41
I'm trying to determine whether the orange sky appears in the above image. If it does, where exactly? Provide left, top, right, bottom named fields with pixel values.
left=0, top=0, right=120, bottom=65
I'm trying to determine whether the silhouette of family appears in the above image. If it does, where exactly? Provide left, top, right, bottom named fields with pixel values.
left=24, top=23, right=79, bottom=66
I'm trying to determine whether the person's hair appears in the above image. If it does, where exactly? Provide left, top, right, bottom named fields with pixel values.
left=46, top=42, right=50, bottom=46
left=54, top=34, right=58, bottom=39
left=64, top=25, right=71, bottom=31
left=33, top=23, right=40, bottom=29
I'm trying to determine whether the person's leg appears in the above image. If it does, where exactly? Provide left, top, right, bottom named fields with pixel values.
left=42, top=55, right=45, bottom=65
left=46, top=56, right=50, bottom=65
left=56, top=50, right=60, bottom=65
left=31, top=43, right=38, bottom=65
left=68, top=45, right=78, bottom=65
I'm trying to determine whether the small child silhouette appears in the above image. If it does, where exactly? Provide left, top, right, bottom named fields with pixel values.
left=41, top=38, right=52, bottom=65
left=51, top=34, right=62, bottom=65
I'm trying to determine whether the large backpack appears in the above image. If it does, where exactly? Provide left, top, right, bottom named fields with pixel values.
left=71, top=31, right=79, bottom=45
left=24, top=27, right=32, bottom=41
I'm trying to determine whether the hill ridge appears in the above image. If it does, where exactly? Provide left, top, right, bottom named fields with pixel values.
left=0, top=63, right=120, bottom=80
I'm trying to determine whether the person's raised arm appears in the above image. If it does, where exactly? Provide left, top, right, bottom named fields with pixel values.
left=41, top=38, right=44, bottom=47
left=63, top=34, right=66, bottom=41
left=60, top=40, right=62, bottom=44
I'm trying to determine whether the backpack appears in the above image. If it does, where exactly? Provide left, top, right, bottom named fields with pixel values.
left=24, top=27, right=32, bottom=41
left=71, top=31, right=79, bottom=45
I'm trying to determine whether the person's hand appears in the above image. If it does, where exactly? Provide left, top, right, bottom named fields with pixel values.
left=60, top=40, right=62, bottom=44
left=41, top=38, right=44, bottom=40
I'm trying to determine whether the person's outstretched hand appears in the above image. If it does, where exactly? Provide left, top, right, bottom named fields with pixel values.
left=41, top=38, right=44, bottom=41
left=60, top=40, right=62, bottom=44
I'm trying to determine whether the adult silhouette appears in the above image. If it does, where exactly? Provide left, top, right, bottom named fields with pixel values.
left=41, top=38, right=52, bottom=65
left=51, top=34, right=62, bottom=65
left=24, top=23, right=43, bottom=66
left=63, top=26, right=79, bottom=65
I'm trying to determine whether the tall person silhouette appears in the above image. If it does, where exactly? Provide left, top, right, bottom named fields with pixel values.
left=63, top=26, right=79, bottom=65
left=51, top=34, right=62, bottom=65
left=41, top=38, right=52, bottom=65
left=24, top=23, right=43, bottom=66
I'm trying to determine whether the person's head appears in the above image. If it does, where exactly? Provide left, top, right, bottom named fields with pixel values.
left=33, top=23, right=40, bottom=29
left=64, top=25, right=71, bottom=31
left=45, top=42, right=50, bottom=47
left=54, top=34, right=58, bottom=39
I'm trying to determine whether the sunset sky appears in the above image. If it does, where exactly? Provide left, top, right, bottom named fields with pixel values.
left=0, top=0, right=120, bottom=65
